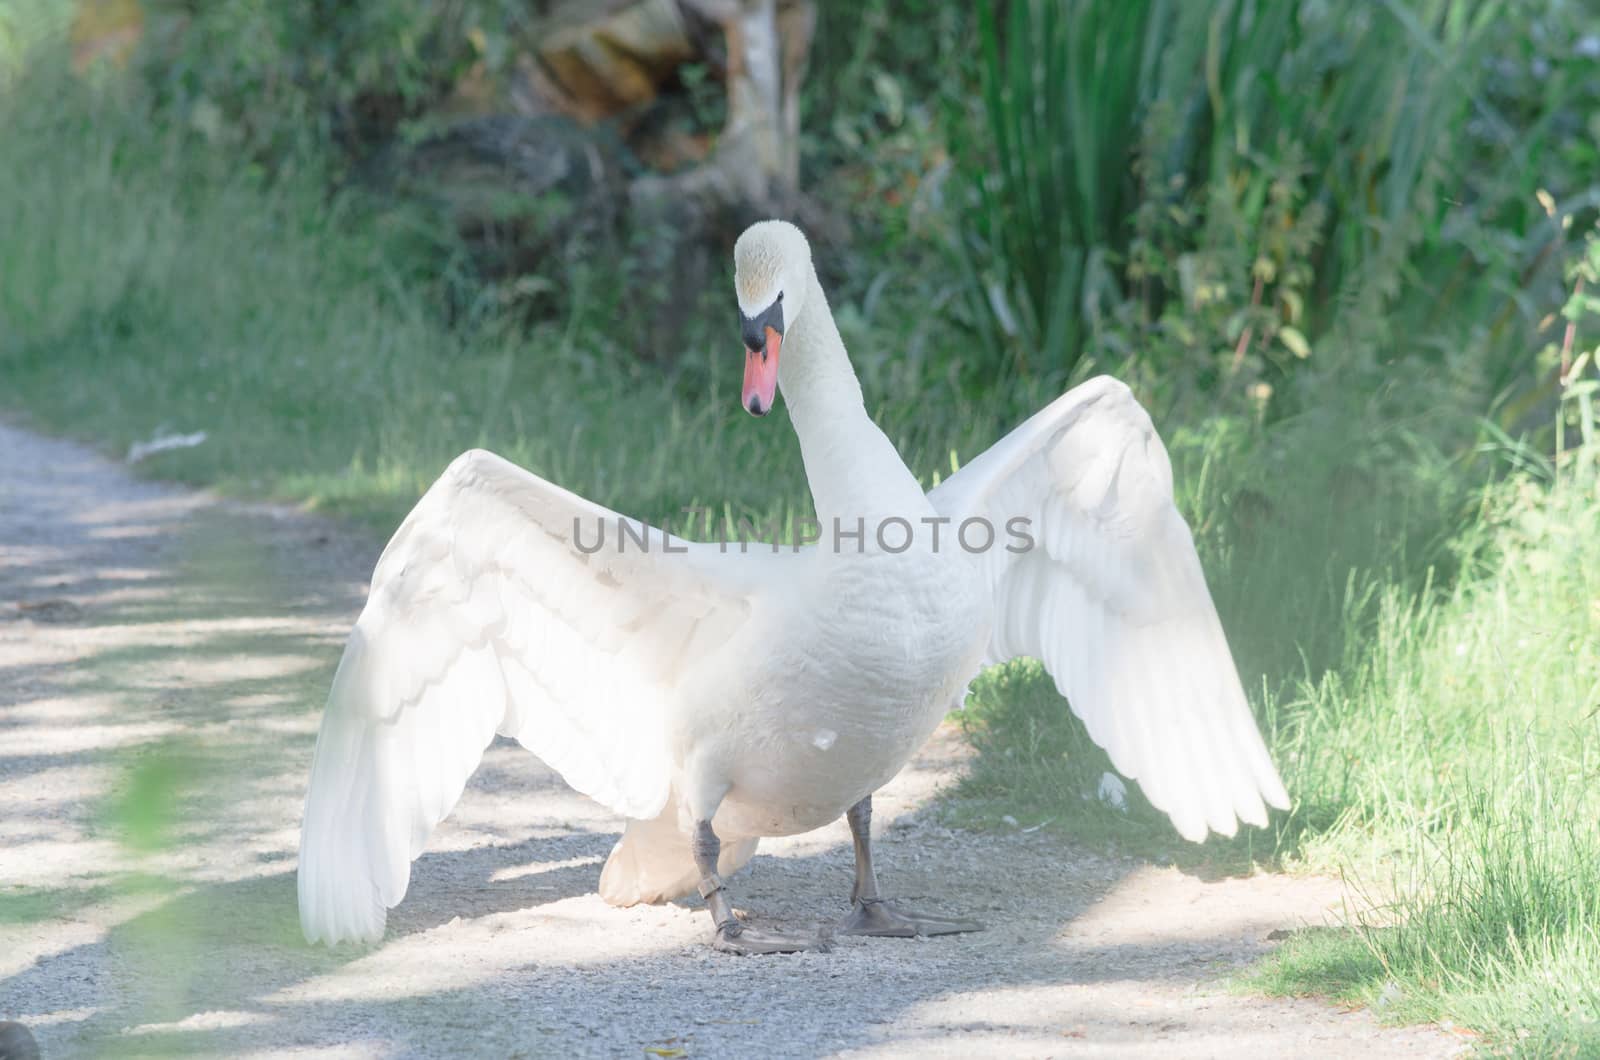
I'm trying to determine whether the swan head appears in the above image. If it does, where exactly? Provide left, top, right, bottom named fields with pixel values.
left=733, top=220, right=811, bottom=417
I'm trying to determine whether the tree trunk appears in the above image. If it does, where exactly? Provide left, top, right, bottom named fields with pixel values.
left=639, top=0, right=815, bottom=214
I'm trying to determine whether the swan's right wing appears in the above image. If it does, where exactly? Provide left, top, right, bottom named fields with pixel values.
left=298, top=449, right=754, bottom=945
left=929, top=377, right=1288, bottom=841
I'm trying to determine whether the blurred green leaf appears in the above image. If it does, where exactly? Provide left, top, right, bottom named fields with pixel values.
left=106, top=742, right=196, bottom=855
left=1279, top=325, right=1310, bottom=359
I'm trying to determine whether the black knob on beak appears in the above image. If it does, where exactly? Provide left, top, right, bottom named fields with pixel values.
left=739, top=294, right=785, bottom=352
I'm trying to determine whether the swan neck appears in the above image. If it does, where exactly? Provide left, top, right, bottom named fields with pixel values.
left=780, top=270, right=927, bottom=525
left=781, top=272, right=862, bottom=411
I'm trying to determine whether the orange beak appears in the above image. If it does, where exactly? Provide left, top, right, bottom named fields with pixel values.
left=742, top=326, right=781, bottom=416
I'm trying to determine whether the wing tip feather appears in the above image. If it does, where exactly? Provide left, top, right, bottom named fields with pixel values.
left=297, top=831, right=389, bottom=946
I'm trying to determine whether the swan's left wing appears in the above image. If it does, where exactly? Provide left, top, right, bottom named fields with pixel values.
left=929, top=376, right=1288, bottom=840
left=298, top=449, right=759, bottom=945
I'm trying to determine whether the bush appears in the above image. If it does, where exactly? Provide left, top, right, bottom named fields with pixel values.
left=135, top=0, right=536, bottom=163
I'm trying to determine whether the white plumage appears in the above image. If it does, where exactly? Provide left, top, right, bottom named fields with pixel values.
left=927, top=377, right=1289, bottom=841
left=298, top=220, right=1289, bottom=947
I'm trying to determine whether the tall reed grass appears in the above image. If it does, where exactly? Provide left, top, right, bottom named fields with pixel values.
left=957, top=0, right=1534, bottom=383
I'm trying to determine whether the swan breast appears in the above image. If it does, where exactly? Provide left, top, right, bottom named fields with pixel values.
left=704, top=547, right=991, bottom=836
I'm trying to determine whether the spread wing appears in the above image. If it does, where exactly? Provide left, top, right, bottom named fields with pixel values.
left=930, top=377, right=1289, bottom=840
left=298, top=449, right=754, bottom=944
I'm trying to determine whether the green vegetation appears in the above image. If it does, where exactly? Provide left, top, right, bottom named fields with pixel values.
left=3, top=0, right=1600, bottom=1052
left=1238, top=478, right=1600, bottom=1053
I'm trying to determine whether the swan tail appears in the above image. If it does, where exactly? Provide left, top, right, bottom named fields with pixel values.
left=598, top=805, right=758, bottom=906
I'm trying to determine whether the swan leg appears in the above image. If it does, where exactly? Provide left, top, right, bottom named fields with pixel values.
left=693, top=820, right=829, bottom=956
left=836, top=795, right=983, bottom=938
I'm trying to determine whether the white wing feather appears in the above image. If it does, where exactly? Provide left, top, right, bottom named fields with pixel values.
left=298, top=449, right=752, bottom=944
left=930, top=376, right=1289, bottom=840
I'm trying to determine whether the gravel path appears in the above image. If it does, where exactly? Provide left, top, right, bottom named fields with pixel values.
left=0, top=420, right=1468, bottom=1058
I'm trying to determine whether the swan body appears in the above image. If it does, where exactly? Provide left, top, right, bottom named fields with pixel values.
left=298, top=221, right=1289, bottom=949
left=688, top=542, right=989, bottom=840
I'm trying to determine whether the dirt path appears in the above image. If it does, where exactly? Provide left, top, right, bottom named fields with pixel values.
left=0, top=420, right=1466, bottom=1058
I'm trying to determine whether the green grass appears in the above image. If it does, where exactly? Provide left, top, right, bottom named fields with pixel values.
left=0, top=57, right=1020, bottom=538
left=1249, top=753, right=1600, bottom=1054
left=1240, top=482, right=1600, bottom=1054
left=960, top=473, right=1600, bottom=1051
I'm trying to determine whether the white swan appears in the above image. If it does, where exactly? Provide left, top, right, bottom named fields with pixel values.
left=297, top=220, right=1290, bottom=953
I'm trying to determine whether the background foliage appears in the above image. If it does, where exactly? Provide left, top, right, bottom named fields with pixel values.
left=3, top=0, right=1600, bottom=1052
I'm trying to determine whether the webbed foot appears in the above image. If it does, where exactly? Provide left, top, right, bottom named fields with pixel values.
left=836, top=897, right=983, bottom=937
left=711, top=920, right=831, bottom=956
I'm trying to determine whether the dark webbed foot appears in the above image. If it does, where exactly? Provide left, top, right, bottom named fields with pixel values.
left=836, top=896, right=982, bottom=937
left=839, top=795, right=984, bottom=939
left=712, top=920, right=832, bottom=955
left=692, top=819, right=830, bottom=956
